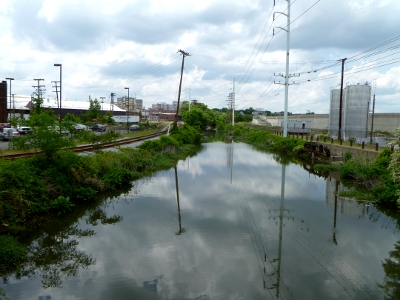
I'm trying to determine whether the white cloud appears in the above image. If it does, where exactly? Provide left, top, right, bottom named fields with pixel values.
left=0, top=0, right=399, bottom=113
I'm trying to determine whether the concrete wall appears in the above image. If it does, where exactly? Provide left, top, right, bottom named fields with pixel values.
left=264, top=113, right=400, bottom=134
left=317, top=141, right=380, bottom=160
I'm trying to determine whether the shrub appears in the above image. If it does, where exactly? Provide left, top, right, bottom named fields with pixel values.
left=102, top=167, right=133, bottom=190
left=343, top=151, right=352, bottom=163
left=0, top=236, right=26, bottom=275
left=170, top=125, right=202, bottom=145
left=51, top=196, right=74, bottom=213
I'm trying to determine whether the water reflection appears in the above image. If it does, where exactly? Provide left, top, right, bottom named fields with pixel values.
left=22, top=225, right=96, bottom=289
left=379, top=241, right=400, bottom=299
left=2, top=142, right=400, bottom=300
left=2, top=203, right=123, bottom=292
left=174, top=166, right=185, bottom=235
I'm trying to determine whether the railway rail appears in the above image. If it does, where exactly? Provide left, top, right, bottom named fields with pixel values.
left=0, top=130, right=166, bottom=160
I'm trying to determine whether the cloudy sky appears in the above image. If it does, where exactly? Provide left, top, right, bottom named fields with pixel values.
left=1, top=0, right=399, bottom=113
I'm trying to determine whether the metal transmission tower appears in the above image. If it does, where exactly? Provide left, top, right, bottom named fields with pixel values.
left=174, top=49, right=190, bottom=129
left=232, top=79, right=235, bottom=125
left=226, top=79, right=236, bottom=125
left=273, top=0, right=298, bottom=137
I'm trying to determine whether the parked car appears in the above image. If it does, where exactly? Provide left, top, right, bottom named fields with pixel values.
left=17, top=126, right=32, bottom=135
left=0, top=128, right=20, bottom=141
left=0, top=123, right=11, bottom=130
left=47, top=125, right=69, bottom=134
left=91, top=124, right=106, bottom=132
left=129, top=124, right=140, bottom=132
left=74, top=123, right=87, bottom=131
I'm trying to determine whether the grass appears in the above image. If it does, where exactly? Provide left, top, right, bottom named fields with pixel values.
left=339, top=190, right=376, bottom=201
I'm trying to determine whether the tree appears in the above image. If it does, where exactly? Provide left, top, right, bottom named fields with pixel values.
left=63, top=113, right=80, bottom=123
left=182, top=108, right=208, bottom=130
left=87, top=99, right=101, bottom=121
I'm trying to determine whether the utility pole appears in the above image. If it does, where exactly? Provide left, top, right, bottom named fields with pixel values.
left=110, top=92, right=115, bottom=111
left=100, top=97, right=106, bottom=115
left=5, top=78, right=14, bottom=122
left=273, top=0, right=298, bottom=137
left=174, top=49, right=190, bottom=130
left=338, top=58, right=347, bottom=141
left=370, top=94, right=376, bottom=144
left=33, top=78, right=45, bottom=99
left=52, top=80, right=60, bottom=117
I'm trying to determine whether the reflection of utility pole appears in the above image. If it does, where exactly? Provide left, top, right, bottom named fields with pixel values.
left=276, top=165, right=285, bottom=298
left=269, top=165, right=293, bottom=297
left=228, top=139, right=234, bottom=183
left=174, top=166, right=185, bottom=235
left=333, top=178, right=339, bottom=245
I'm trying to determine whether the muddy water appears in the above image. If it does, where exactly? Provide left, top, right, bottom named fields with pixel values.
left=2, top=142, right=400, bottom=299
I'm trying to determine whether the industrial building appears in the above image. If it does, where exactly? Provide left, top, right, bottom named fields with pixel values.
left=329, top=83, right=371, bottom=141
left=0, top=92, right=134, bottom=123
left=280, top=120, right=311, bottom=134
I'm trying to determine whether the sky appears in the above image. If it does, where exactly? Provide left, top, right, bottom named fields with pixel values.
left=1, top=0, right=400, bottom=114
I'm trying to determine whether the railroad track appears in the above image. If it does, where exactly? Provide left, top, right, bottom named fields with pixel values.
left=0, top=130, right=166, bottom=160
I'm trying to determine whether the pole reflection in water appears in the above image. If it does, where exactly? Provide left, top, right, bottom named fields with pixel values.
left=276, top=165, right=285, bottom=298
left=174, top=166, right=185, bottom=235
left=227, top=138, right=234, bottom=184
left=333, top=178, right=339, bottom=245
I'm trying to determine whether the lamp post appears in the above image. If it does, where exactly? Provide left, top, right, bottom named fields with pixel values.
left=125, top=87, right=129, bottom=131
left=54, top=64, right=62, bottom=131
left=5, top=78, right=14, bottom=122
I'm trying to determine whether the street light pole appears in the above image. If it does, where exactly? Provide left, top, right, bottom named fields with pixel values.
left=125, top=87, right=129, bottom=131
left=5, top=77, right=14, bottom=122
left=54, top=64, right=62, bottom=130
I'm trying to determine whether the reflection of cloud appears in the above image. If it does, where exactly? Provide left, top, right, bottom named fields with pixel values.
left=2, top=142, right=397, bottom=299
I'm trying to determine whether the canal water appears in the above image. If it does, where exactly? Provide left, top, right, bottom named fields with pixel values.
left=2, top=142, right=400, bottom=299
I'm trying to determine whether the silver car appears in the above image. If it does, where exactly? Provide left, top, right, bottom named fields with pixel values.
left=17, top=126, right=32, bottom=135
left=0, top=128, right=20, bottom=141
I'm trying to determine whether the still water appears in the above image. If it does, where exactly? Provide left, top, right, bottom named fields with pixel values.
left=2, top=142, right=400, bottom=299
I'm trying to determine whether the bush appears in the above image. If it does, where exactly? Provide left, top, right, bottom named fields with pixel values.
left=170, top=125, right=202, bottom=145
left=343, top=151, right=352, bottom=163
left=102, top=167, right=133, bottom=190
left=0, top=236, right=26, bottom=275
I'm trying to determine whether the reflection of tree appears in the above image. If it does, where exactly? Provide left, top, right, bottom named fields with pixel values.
left=379, top=241, right=400, bottom=299
left=85, top=208, right=123, bottom=226
left=12, top=207, right=123, bottom=289
left=22, top=225, right=96, bottom=288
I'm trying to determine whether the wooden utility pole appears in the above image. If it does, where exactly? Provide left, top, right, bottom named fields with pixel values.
left=174, top=49, right=190, bottom=130
left=338, top=58, right=347, bottom=141
left=370, top=94, right=376, bottom=144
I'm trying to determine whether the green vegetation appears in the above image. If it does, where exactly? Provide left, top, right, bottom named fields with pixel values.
left=213, top=122, right=305, bottom=155
left=0, top=236, right=26, bottom=275
left=0, top=125, right=201, bottom=229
